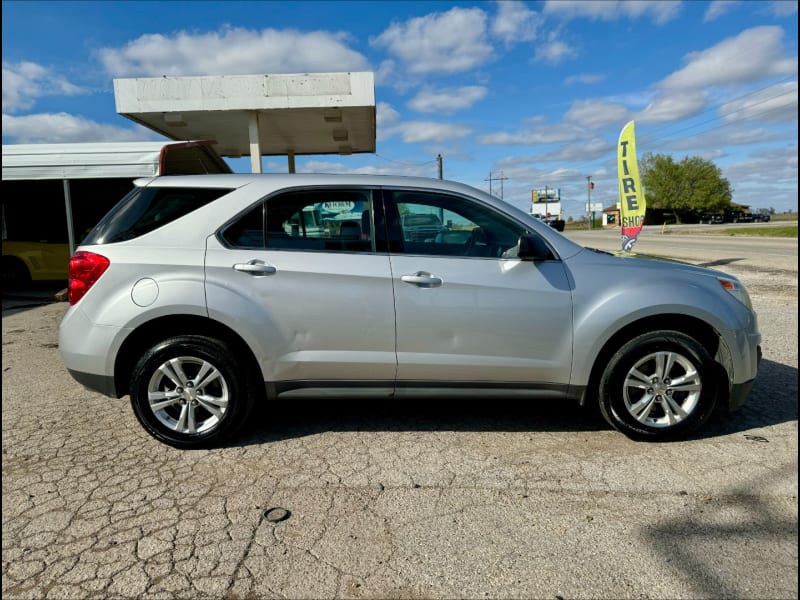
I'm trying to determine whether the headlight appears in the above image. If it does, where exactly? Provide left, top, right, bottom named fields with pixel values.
left=717, top=276, right=752, bottom=310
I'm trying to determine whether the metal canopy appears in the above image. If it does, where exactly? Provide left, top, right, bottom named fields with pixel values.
left=1, top=140, right=231, bottom=180
left=113, top=72, right=376, bottom=173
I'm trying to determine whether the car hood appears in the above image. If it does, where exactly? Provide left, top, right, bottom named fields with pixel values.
left=576, top=246, right=736, bottom=281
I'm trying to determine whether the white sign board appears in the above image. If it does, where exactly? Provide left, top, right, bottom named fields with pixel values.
left=322, top=201, right=356, bottom=213
left=586, top=203, right=603, bottom=212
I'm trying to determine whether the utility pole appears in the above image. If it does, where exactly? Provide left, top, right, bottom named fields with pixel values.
left=485, top=171, right=509, bottom=198
left=437, top=154, right=443, bottom=180
left=586, top=175, right=593, bottom=230
left=544, top=184, right=549, bottom=218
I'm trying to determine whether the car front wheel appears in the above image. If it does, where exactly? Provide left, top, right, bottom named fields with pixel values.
left=130, top=335, right=254, bottom=448
left=598, top=331, right=719, bottom=441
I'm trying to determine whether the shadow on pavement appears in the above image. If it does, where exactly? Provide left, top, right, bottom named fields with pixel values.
left=699, top=358, right=798, bottom=439
left=1, top=281, right=67, bottom=315
left=238, top=396, right=610, bottom=447
left=235, top=359, right=796, bottom=447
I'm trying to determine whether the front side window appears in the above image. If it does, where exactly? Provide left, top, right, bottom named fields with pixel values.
left=263, top=189, right=376, bottom=252
left=387, top=190, right=524, bottom=258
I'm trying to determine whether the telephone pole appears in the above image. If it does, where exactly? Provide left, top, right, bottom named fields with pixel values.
left=586, top=175, right=593, bottom=229
left=437, top=154, right=443, bottom=179
left=485, top=171, right=509, bottom=198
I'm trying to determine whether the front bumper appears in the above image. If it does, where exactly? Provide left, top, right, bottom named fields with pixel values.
left=728, top=345, right=762, bottom=411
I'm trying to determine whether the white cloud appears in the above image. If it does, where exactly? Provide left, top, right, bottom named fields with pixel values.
left=768, top=0, right=798, bottom=17
left=479, top=123, right=583, bottom=145
left=704, top=0, right=741, bottom=22
left=659, top=26, right=798, bottom=90
left=300, top=159, right=435, bottom=177
left=720, top=147, right=798, bottom=212
left=663, top=126, right=788, bottom=152
left=720, top=81, right=799, bottom=124
left=2, top=61, right=84, bottom=113
left=408, top=86, right=488, bottom=114
left=491, top=0, right=541, bottom=45
left=497, top=138, right=615, bottom=165
left=377, top=101, right=473, bottom=144
left=542, top=0, right=682, bottom=25
left=564, top=99, right=630, bottom=129
left=371, top=7, right=494, bottom=74
left=564, top=73, right=607, bottom=85
left=534, top=33, right=578, bottom=65
left=637, top=91, right=709, bottom=123
left=374, top=59, right=396, bottom=86
left=97, top=27, right=370, bottom=78
left=376, top=101, right=401, bottom=141
left=2, top=112, right=156, bottom=143
left=395, top=122, right=473, bottom=144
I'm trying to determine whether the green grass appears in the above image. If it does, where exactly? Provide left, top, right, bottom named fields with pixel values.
left=768, top=213, right=798, bottom=222
left=720, top=226, right=797, bottom=237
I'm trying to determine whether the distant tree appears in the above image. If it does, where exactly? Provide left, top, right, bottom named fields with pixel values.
left=769, top=207, right=776, bottom=215
left=640, top=153, right=733, bottom=222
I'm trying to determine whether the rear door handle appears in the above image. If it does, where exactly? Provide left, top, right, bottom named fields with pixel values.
left=401, top=271, right=442, bottom=288
left=233, top=259, right=277, bottom=276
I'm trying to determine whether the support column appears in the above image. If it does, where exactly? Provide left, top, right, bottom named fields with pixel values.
left=63, top=179, right=76, bottom=255
left=248, top=111, right=262, bottom=174
left=287, top=151, right=296, bottom=174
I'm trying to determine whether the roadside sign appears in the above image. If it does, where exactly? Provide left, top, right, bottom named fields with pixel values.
left=585, top=203, right=603, bottom=212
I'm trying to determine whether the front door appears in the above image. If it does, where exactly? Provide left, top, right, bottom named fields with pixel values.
left=385, top=189, right=573, bottom=389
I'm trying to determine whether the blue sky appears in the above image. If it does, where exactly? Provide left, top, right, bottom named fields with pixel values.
left=2, top=0, right=798, bottom=219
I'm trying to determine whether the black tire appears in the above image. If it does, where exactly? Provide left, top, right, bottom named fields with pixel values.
left=130, top=335, right=255, bottom=448
left=1, top=257, right=31, bottom=289
left=598, top=331, right=719, bottom=441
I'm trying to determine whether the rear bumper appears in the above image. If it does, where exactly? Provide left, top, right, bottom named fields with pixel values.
left=67, top=369, right=119, bottom=398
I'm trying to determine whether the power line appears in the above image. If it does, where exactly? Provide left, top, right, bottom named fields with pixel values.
left=645, top=75, right=797, bottom=139
left=635, top=76, right=798, bottom=152
left=485, top=171, right=510, bottom=198
left=373, top=153, right=437, bottom=167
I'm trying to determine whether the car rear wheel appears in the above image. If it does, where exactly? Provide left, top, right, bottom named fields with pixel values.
left=598, top=331, right=719, bottom=441
left=130, top=335, right=254, bottom=448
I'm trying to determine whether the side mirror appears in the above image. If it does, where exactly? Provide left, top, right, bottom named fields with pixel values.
left=517, top=233, right=552, bottom=261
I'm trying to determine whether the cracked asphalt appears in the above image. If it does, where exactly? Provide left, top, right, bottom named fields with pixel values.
left=2, top=247, right=797, bottom=599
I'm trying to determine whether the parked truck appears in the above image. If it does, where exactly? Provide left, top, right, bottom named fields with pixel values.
left=529, top=188, right=566, bottom=232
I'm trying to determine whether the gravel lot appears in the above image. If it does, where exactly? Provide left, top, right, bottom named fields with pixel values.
left=2, top=239, right=797, bottom=600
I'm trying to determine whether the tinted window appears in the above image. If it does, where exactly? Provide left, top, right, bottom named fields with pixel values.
left=262, top=189, right=375, bottom=253
left=221, top=202, right=264, bottom=248
left=388, top=191, right=523, bottom=258
left=83, top=186, right=233, bottom=245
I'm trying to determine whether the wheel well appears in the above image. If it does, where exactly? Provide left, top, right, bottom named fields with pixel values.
left=114, top=315, right=264, bottom=400
left=581, top=314, right=723, bottom=407
left=2, top=255, right=31, bottom=277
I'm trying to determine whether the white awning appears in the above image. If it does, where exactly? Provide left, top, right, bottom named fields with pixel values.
left=1, top=140, right=231, bottom=181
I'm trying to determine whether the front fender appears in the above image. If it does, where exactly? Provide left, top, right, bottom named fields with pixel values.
left=569, top=275, right=745, bottom=385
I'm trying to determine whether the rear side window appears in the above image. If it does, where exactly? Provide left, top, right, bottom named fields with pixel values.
left=83, top=186, right=233, bottom=245
left=221, top=189, right=377, bottom=253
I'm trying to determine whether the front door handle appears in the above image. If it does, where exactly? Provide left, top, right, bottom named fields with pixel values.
left=401, top=271, right=442, bottom=288
left=233, top=259, right=277, bottom=276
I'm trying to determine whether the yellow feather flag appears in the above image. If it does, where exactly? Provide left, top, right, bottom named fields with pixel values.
left=618, top=120, right=646, bottom=252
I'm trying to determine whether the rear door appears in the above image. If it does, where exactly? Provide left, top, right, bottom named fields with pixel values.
left=205, top=187, right=396, bottom=395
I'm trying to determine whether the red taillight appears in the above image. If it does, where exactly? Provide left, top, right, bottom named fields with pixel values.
left=68, top=251, right=110, bottom=305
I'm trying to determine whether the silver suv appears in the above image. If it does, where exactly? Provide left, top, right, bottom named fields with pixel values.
left=59, top=174, right=761, bottom=448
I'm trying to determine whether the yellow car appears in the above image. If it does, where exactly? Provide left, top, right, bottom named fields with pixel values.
left=2, top=240, right=70, bottom=285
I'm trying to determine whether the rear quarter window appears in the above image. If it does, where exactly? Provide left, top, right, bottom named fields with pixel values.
left=83, top=186, right=233, bottom=245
